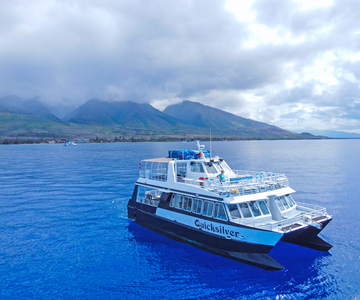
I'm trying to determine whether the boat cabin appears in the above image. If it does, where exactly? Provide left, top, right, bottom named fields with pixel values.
left=135, top=144, right=327, bottom=231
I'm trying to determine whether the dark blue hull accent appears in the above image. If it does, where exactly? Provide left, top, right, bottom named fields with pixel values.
left=129, top=208, right=283, bottom=270
left=281, top=218, right=333, bottom=251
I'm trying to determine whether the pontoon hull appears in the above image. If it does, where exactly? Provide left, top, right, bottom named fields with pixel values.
left=281, top=218, right=333, bottom=251
left=128, top=205, right=284, bottom=270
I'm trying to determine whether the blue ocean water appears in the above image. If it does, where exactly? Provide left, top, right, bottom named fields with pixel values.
left=0, top=140, right=359, bottom=299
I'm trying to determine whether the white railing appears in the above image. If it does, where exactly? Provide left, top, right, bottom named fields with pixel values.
left=230, top=202, right=329, bottom=231
left=233, top=215, right=303, bottom=231
left=140, top=170, right=167, bottom=182
left=139, top=160, right=168, bottom=182
left=295, top=201, right=328, bottom=216
left=139, top=167, right=289, bottom=197
left=176, top=171, right=289, bottom=197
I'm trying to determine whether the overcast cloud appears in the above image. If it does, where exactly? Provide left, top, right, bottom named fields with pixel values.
left=1, top=0, right=360, bottom=132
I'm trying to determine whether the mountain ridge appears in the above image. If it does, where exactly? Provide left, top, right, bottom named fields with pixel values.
left=0, top=95, right=60, bottom=122
left=0, top=96, right=330, bottom=140
left=163, top=100, right=299, bottom=139
left=63, top=99, right=196, bottom=131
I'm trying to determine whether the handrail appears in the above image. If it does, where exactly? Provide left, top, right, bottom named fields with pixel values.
left=176, top=175, right=289, bottom=197
left=295, top=201, right=327, bottom=213
left=139, top=168, right=289, bottom=196
left=140, top=170, right=167, bottom=182
left=230, top=202, right=329, bottom=230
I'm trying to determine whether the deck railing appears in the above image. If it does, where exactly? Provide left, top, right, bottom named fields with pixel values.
left=139, top=167, right=289, bottom=197
left=140, top=170, right=167, bottom=182
left=231, top=201, right=329, bottom=231
left=176, top=170, right=289, bottom=197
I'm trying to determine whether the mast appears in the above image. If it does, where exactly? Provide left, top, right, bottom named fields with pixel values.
left=210, top=128, right=212, bottom=158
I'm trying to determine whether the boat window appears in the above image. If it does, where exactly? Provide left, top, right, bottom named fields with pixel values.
left=190, top=162, right=204, bottom=173
left=176, top=162, right=187, bottom=177
left=170, top=194, right=175, bottom=207
left=203, top=162, right=218, bottom=174
left=275, top=197, right=285, bottom=211
left=202, top=201, right=214, bottom=217
left=214, top=203, right=227, bottom=221
left=213, top=162, right=222, bottom=173
left=183, top=196, right=192, bottom=212
left=141, top=161, right=168, bottom=181
left=286, top=195, right=296, bottom=207
left=192, top=199, right=203, bottom=214
left=249, top=201, right=262, bottom=217
left=239, top=203, right=252, bottom=218
left=219, top=161, right=232, bottom=173
left=279, top=196, right=290, bottom=209
left=137, top=186, right=145, bottom=203
left=174, top=195, right=184, bottom=209
left=136, top=186, right=161, bottom=206
left=258, top=200, right=270, bottom=215
left=227, top=204, right=241, bottom=219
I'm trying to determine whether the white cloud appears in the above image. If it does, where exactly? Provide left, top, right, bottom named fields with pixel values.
left=0, top=0, right=360, bottom=133
left=225, top=0, right=256, bottom=22
left=293, top=0, right=334, bottom=10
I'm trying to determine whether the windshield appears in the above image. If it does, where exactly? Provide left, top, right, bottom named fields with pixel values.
left=204, top=162, right=221, bottom=174
left=220, top=160, right=232, bottom=173
left=204, top=160, right=233, bottom=174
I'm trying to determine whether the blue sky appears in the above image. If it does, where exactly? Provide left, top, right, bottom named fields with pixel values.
left=1, top=0, right=359, bottom=133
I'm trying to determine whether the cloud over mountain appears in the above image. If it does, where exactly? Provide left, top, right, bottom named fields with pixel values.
left=0, top=0, right=359, bottom=133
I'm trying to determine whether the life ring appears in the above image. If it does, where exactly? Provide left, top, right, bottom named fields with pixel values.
left=199, top=177, right=204, bottom=186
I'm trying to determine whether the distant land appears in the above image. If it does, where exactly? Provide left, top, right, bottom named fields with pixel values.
left=0, top=95, right=337, bottom=143
left=296, top=130, right=360, bottom=139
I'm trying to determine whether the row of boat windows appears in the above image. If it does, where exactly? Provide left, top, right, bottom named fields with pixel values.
left=229, top=195, right=296, bottom=219
left=137, top=185, right=296, bottom=219
left=169, top=193, right=269, bottom=220
left=227, top=200, right=270, bottom=219
left=170, top=194, right=228, bottom=221
left=169, top=194, right=297, bottom=220
left=227, top=195, right=295, bottom=219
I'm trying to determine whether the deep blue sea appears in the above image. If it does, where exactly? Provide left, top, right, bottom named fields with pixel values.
left=1, top=140, right=360, bottom=299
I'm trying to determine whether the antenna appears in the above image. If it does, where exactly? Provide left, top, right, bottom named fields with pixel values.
left=210, top=128, right=212, bottom=158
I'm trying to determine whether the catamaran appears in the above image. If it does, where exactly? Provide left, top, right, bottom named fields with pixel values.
left=127, top=141, right=332, bottom=270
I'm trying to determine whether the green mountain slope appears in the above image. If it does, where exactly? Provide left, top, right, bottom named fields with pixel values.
left=163, top=100, right=300, bottom=139
left=0, top=113, right=67, bottom=137
left=64, top=99, right=193, bottom=131
left=0, top=97, right=326, bottom=140
left=0, top=112, right=112, bottom=138
left=0, top=96, right=60, bottom=122
left=22, top=99, right=60, bottom=122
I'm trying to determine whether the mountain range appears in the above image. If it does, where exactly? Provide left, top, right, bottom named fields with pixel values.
left=163, top=101, right=299, bottom=138
left=0, top=95, right=60, bottom=121
left=63, top=99, right=189, bottom=130
left=0, top=95, right=333, bottom=140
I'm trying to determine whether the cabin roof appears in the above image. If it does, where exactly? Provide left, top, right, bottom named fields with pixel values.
left=142, top=157, right=173, bottom=162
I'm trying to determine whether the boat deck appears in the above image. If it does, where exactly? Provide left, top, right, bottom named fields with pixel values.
left=140, top=166, right=289, bottom=197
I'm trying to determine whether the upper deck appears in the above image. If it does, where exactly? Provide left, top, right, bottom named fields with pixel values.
left=138, top=156, right=289, bottom=198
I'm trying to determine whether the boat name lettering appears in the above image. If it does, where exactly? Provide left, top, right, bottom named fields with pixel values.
left=194, top=219, right=240, bottom=237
